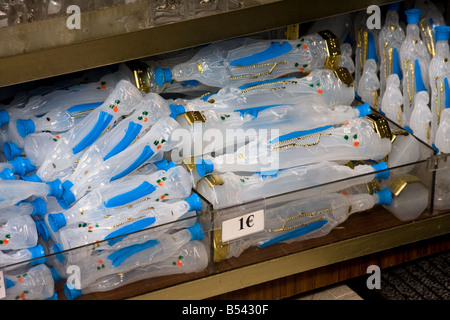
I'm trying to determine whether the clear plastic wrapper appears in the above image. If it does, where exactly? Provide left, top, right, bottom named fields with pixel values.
left=36, top=80, right=143, bottom=181
left=357, top=59, right=380, bottom=109
left=1, top=264, right=57, bottom=300
left=0, top=215, right=38, bottom=250
left=0, top=179, right=62, bottom=209
left=380, top=73, right=405, bottom=126
left=63, top=240, right=208, bottom=300
left=217, top=190, right=392, bottom=259
left=196, top=161, right=390, bottom=209
left=400, top=8, right=431, bottom=126
left=0, top=244, right=46, bottom=270
left=0, top=198, right=46, bottom=220
left=378, top=2, right=405, bottom=96
left=57, top=116, right=181, bottom=209
left=181, top=68, right=354, bottom=113
left=154, top=31, right=350, bottom=88
left=428, top=26, right=450, bottom=144
left=195, top=117, right=392, bottom=175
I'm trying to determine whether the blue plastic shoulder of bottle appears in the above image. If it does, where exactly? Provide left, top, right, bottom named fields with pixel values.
left=414, top=59, right=427, bottom=93
left=72, top=111, right=113, bottom=155
left=392, top=48, right=402, bottom=81
left=110, top=145, right=155, bottom=181
left=229, top=41, right=293, bottom=67
left=445, top=78, right=450, bottom=109
left=258, top=218, right=328, bottom=248
left=367, top=33, right=378, bottom=63
left=104, top=181, right=156, bottom=208
left=234, top=104, right=284, bottom=118
left=107, top=238, right=160, bottom=267
left=67, top=102, right=103, bottom=115
left=105, top=216, right=157, bottom=246
left=103, top=121, right=143, bottom=161
left=269, top=125, right=332, bottom=144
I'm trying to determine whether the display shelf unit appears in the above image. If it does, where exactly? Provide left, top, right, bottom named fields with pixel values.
left=1, top=0, right=449, bottom=300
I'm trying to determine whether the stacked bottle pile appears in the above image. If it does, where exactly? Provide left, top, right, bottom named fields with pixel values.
left=355, top=1, right=450, bottom=211
left=0, top=1, right=446, bottom=299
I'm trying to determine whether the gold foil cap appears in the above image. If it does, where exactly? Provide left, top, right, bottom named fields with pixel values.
left=204, top=174, right=225, bottom=188
left=213, top=229, right=229, bottom=263
left=127, top=61, right=151, bottom=93
left=388, top=174, right=422, bottom=197
left=318, top=30, right=341, bottom=69
left=184, top=111, right=206, bottom=125
left=333, top=67, right=353, bottom=87
left=367, top=113, right=393, bottom=140
left=182, top=156, right=197, bottom=172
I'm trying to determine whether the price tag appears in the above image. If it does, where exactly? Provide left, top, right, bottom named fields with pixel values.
left=0, top=271, right=6, bottom=299
left=221, top=210, right=265, bottom=242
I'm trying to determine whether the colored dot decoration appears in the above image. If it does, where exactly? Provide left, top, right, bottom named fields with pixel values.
left=173, top=255, right=184, bottom=266
left=0, top=233, right=11, bottom=245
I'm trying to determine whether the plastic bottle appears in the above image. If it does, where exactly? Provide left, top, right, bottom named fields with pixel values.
left=195, top=118, right=392, bottom=175
left=177, top=102, right=371, bottom=156
left=354, top=11, right=379, bottom=89
left=215, top=190, right=392, bottom=259
left=380, top=73, right=405, bottom=126
left=0, top=72, right=124, bottom=128
left=0, top=198, right=47, bottom=221
left=57, top=116, right=182, bottom=209
left=428, top=26, right=450, bottom=144
left=0, top=244, right=46, bottom=270
left=196, top=160, right=390, bottom=209
left=409, top=91, right=432, bottom=145
left=56, top=193, right=202, bottom=251
left=1, top=264, right=57, bottom=300
left=0, top=179, right=62, bottom=209
left=378, top=2, right=405, bottom=96
left=36, top=80, right=143, bottom=181
left=434, top=108, right=450, bottom=154
left=64, top=240, right=208, bottom=300
left=0, top=215, right=38, bottom=250
left=45, top=165, right=192, bottom=235
left=433, top=108, right=450, bottom=211
left=59, top=224, right=203, bottom=290
left=154, top=31, right=350, bottom=88
left=15, top=102, right=99, bottom=138
left=400, top=8, right=431, bottom=126
left=357, top=59, right=380, bottom=109
left=414, top=0, right=446, bottom=57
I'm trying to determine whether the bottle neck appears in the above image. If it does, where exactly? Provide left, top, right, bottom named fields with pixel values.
left=406, top=23, right=421, bottom=40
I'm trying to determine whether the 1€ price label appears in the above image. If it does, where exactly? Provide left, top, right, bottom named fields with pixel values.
left=0, top=271, right=6, bottom=299
left=221, top=210, right=265, bottom=242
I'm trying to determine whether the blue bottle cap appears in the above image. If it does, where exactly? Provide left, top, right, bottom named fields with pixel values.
left=8, top=158, right=27, bottom=176
left=372, top=161, right=390, bottom=180
left=21, top=158, right=36, bottom=174
left=169, top=104, right=186, bottom=119
left=0, top=168, right=15, bottom=180
left=404, top=125, right=413, bottom=134
left=196, top=158, right=214, bottom=177
left=0, top=110, right=10, bottom=126
left=188, top=223, right=204, bottom=241
left=53, top=243, right=66, bottom=263
left=35, top=219, right=51, bottom=241
left=153, top=158, right=169, bottom=170
left=388, top=2, right=400, bottom=11
left=48, top=213, right=67, bottom=232
left=435, top=26, right=450, bottom=42
left=376, top=188, right=393, bottom=206
left=22, top=173, right=43, bottom=182
left=30, top=197, right=47, bottom=217
left=58, top=188, right=76, bottom=209
left=355, top=103, right=372, bottom=117
left=64, top=283, right=82, bottom=300
left=154, top=68, right=172, bottom=86
left=3, top=141, right=21, bottom=160
left=50, top=267, right=64, bottom=282
left=405, top=8, right=422, bottom=24
left=46, top=178, right=63, bottom=198
left=16, top=118, right=36, bottom=138
left=185, top=193, right=203, bottom=212
left=28, top=244, right=46, bottom=265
